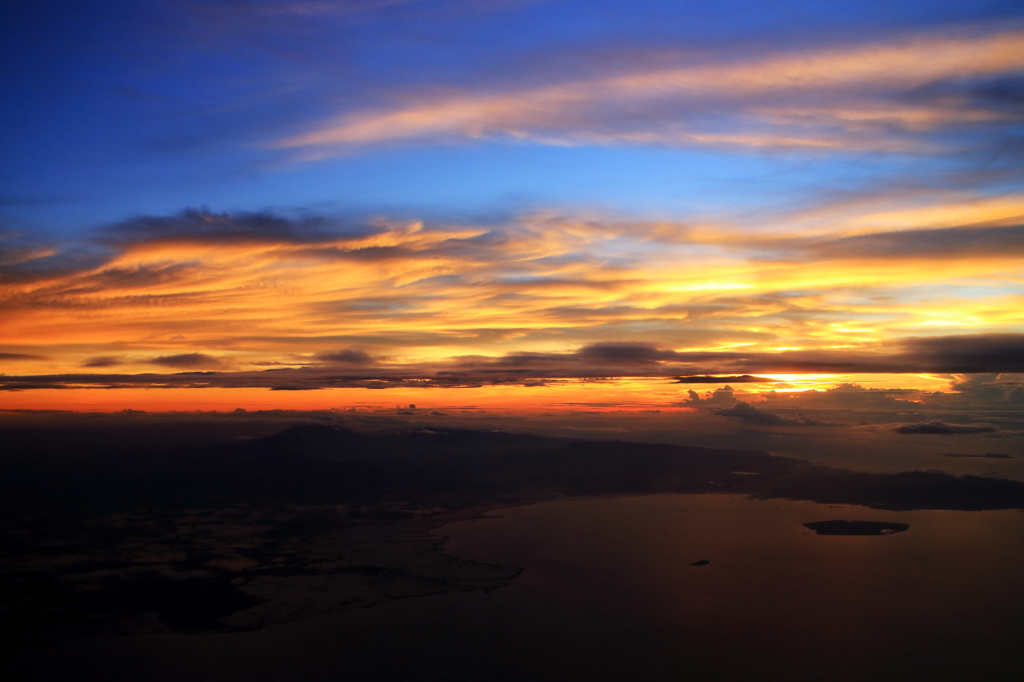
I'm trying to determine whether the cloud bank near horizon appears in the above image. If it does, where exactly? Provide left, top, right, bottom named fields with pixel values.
left=2, top=203, right=1024, bottom=388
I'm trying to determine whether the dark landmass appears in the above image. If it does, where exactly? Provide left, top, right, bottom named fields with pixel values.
left=3, top=416, right=1024, bottom=654
left=942, top=452, right=1015, bottom=459
left=690, top=560, right=711, bottom=566
left=803, top=520, right=910, bottom=536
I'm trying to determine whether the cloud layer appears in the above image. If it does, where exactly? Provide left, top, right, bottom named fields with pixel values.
left=2, top=200, right=1024, bottom=391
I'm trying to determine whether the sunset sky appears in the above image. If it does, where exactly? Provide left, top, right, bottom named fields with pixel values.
left=2, top=0, right=1024, bottom=412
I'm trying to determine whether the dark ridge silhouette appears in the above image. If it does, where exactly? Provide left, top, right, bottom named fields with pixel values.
left=2, top=418, right=1023, bottom=654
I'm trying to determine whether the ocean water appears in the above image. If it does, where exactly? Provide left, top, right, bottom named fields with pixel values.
left=9, top=494, right=1024, bottom=681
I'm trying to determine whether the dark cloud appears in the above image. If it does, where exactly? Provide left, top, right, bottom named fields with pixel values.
left=0, top=210, right=441, bottom=298
left=893, top=421, right=998, bottom=435
left=4, top=334, right=1024, bottom=393
left=83, top=356, right=122, bottom=367
left=95, top=210, right=499, bottom=267
left=0, top=374, right=181, bottom=391
left=900, top=335, right=1024, bottom=373
left=475, top=335, right=1024, bottom=376
left=150, top=353, right=224, bottom=369
left=0, top=352, right=46, bottom=361
left=94, top=210, right=504, bottom=269
left=656, top=335, right=1024, bottom=375
left=101, top=209, right=333, bottom=246
left=451, top=342, right=693, bottom=373
left=575, top=342, right=682, bottom=364
left=316, top=349, right=376, bottom=365
left=485, top=352, right=579, bottom=368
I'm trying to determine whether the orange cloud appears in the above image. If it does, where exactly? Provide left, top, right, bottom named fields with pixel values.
left=2, top=199, right=1023, bottom=389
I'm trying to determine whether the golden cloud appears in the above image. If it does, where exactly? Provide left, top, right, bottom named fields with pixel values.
left=1, top=196, right=1023, bottom=381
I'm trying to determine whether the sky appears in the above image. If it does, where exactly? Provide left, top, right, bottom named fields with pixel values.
left=2, top=0, right=1024, bottom=414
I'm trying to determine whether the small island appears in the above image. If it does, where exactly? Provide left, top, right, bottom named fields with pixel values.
left=803, top=520, right=909, bottom=536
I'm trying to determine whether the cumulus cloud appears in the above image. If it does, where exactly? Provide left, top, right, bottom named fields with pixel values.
left=949, top=374, right=1024, bottom=404
left=713, top=401, right=841, bottom=427
left=681, top=386, right=738, bottom=407
left=714, top=402, right=801, bottom=426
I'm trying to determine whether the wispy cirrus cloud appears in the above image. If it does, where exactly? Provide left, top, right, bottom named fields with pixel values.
left=274, top=27, right=1024, bottom=156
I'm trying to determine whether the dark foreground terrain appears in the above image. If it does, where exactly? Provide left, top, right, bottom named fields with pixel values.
left=2, top=414, right=1023, bottom=657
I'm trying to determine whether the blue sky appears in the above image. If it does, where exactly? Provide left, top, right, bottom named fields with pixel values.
left=3, top=0, right=1022, bottom=234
